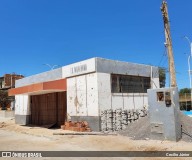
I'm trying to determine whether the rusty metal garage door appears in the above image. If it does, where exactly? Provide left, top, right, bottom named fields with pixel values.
left=30, top=92, right=67, bottom=126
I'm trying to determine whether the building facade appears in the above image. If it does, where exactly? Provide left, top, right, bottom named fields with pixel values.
left=0, top=73, right=24, bottom=110
left=0, top=74, right=24, bottom=89
left=9, top=58, right=160, bottom=131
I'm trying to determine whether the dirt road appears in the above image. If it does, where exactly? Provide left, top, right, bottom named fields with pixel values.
left=0, top=118, right=192, bottom=160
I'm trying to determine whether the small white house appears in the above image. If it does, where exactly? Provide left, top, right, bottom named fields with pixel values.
left=9, top=57, right=159, bottom=131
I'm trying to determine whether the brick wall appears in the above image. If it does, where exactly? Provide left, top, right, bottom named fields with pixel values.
left=4, top=74, right=24, bottom=88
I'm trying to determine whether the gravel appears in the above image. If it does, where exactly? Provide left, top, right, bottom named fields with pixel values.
left=179, top=111, right=192, bottom=142
left=118, top=111, right=192, bottom=142
left=118, top=116, right=151, bottom=140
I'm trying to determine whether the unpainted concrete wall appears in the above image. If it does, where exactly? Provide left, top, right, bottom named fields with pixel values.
left=15, top=57, right=159, bottom=88
left=15, top=68, right=62, bottom=87
left=15, top=95, right=30, bottom=115
left=97, top=73, right=149, bottom=114
left=148, top=87, right=181, bottom=141
left=0, top=111, right=14, bottom=118
left=96, top=58, right=159, bottom=78
left=62, top=58, right=96, bottom=78
left=15, top=95, right=31, bottom=125
left=67, top=73, right=99, bottom=117
left=68, top=72, right=157, bottom=117
left=15, top=115, right=30, bottom=125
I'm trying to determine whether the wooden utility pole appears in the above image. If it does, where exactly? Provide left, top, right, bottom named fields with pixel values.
left=161, top=1, right=177, bottom=87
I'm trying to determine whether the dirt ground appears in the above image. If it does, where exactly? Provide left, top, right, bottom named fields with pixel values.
left=0, top=117, right=192, bottom=160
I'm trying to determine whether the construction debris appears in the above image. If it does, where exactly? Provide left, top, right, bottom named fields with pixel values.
left=61, top=121, right=91, bottom=132
left=118, top=111, right=192, bottom=142
left=0, top=122, right=6, bottom=128
left=118, top=116, right=150, bottom=140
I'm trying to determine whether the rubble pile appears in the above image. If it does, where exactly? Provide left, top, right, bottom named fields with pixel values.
left=118, top=111, right=192, bottom=142
left=61, top=121, right=91, bottom=132
left=118, top=116, right=151, bottom=140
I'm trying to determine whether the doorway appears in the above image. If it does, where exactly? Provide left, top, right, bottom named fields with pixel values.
left=30, top=92, right=67, bottom=126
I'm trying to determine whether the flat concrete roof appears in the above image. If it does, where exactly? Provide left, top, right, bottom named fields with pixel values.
left=15, top=57, right=159, bottom=88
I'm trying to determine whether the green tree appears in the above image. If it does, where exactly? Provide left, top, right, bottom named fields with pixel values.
left=0, top=90, right=13, bottom=110
left=179, top=88, right=191, bottom=94
left=159, top=67, right=166, bottom=88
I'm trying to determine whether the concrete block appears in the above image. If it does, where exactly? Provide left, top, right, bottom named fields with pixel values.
left=15, top=114, right=30, bottom=125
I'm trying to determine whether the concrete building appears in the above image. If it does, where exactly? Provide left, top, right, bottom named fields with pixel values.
left=9, top=58, right=160, bottom=131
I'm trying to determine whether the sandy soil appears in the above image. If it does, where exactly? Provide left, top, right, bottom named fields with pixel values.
left=0, top=118, right=192, bottom=160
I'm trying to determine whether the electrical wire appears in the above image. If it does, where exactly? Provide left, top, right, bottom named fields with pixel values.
left=152, top=47, right=168, bottom=81
left=181, top=125, right=192, bottom=139
left=158, top=48, right=167, bottom=67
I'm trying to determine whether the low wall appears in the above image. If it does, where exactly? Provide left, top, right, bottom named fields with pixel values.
left=15, top=114, right=30, bottom=125
left=0, top=110, right=15, bottom=118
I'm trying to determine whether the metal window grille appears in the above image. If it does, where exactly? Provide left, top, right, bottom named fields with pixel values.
left=111, top=74, right=150, bottom=93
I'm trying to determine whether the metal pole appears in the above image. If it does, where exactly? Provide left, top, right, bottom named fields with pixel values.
left=191, top=42, right=192, bottom=56
left=184, top=36, right=192, bottom=110
left=185, top=93, right=187, bottom=110
left=190, top=43, right=192, bottom=110
left=188, top=55, right=192, bottom=110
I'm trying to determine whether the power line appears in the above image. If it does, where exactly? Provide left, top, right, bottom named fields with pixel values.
left=158, top=47, right=167, bottom=67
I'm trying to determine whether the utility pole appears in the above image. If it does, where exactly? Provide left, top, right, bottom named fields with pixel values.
left=161, top=1, right=177, bottom=87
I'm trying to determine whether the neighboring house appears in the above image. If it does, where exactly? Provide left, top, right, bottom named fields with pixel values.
left=0, top=74, right=24, bottom=89
left=9, top=58, right=160, bottom=131
left=0, top=73, right=24, bottom=110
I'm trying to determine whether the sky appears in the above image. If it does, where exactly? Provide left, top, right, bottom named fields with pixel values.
left=0, top=0, right=192, bottom=89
